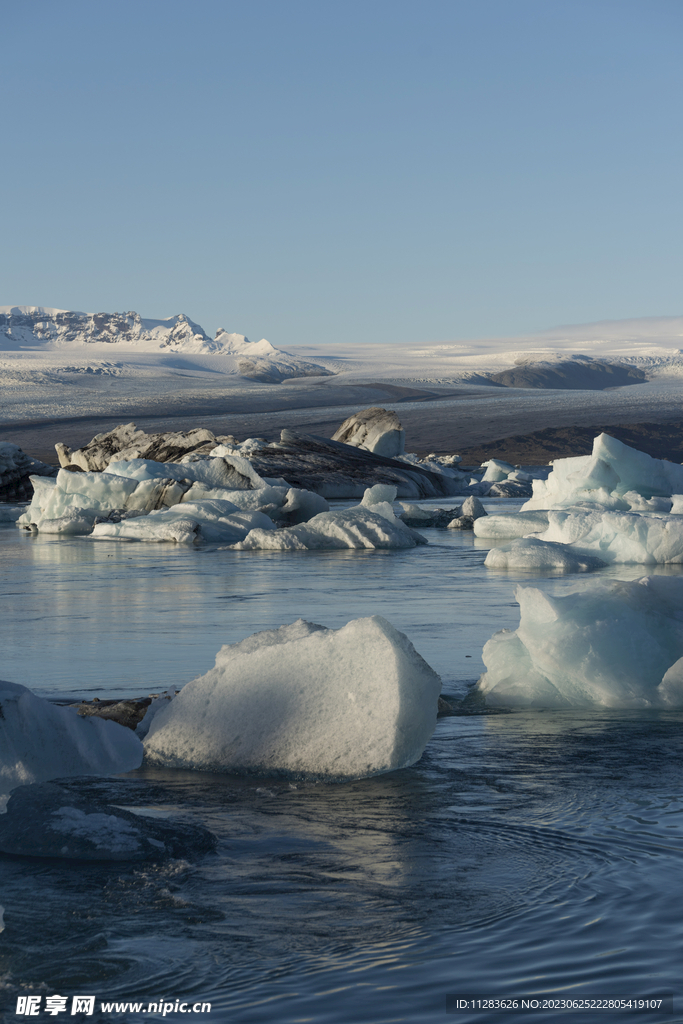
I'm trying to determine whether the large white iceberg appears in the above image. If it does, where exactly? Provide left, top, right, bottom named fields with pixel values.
left=17, top=467, right=190, bottom=531
left=537, top=508, right=683, bottom=564
left=523, top=433, right=683, bottom=511
left=477, top=576, right=683, bottom=708
left=0, top=679, right=143, bottom=798
left=144, top=616, right=442, bottom=779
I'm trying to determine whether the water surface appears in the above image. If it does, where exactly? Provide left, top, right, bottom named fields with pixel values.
left=1, top=507, right=682, bottom=1022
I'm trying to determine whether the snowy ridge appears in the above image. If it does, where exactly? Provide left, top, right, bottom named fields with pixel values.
left=0, top=307, right=333, bottom=382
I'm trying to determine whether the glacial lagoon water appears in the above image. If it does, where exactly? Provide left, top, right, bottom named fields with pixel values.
left=2, top=501, right=683, bottom=1023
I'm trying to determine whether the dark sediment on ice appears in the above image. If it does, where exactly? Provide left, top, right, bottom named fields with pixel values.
left=248, top=430, right=457, bottom=497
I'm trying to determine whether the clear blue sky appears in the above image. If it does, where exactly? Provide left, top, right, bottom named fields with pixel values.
left=2, top=0, right=681, bottom=346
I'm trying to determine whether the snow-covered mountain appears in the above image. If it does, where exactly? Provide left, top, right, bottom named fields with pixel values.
left=0, top=307, right=213, bottom=351
left=0, top=307, right=333, bottom=381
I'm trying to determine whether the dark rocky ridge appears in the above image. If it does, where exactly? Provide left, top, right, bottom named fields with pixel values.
left=484, top=359, right=647, bottom=390
left=457, top=420, right=683, bottom=465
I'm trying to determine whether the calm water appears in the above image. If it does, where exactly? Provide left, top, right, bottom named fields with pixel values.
left=1, top=504, right=683, bottom=1023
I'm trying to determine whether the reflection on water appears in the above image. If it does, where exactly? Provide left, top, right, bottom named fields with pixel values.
left=1, top=514, right=683, bottom=1022
left=1, top=714, right=682, bottom=1022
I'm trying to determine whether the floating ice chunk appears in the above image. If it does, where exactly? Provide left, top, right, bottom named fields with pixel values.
left=484, top=537, right=606, bottom=572
left=481, top=459, right=515, bottom=483
left=671, top=496, right=683, bottom=515
left=16, top=468, right=190, bottom=530
left=523, top=433, right=683, bottom=510
left=36, top=509, right=100, bottom=535
left=0, top=782, right=215, bottom=860
left=231, top=504, right=424, bottom=550
left=473, top=510, right=549, bottom=539
left=538, top=508, right=683, bottom=563
left=361, top=483, right=398, bottom=506
left=276, top=486, right=330, bottom=524
left=477, top=576, right=683, bottom=708
left=144, top=616, right=442, bottom=779
left=460, top=496, right=487, bottom=520
left=0, top=679, right=142, bottom=798
left=92, top=500, right=276, bottom=544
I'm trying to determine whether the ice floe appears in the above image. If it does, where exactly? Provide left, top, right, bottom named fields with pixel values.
left=477, top=576, right=683, bottom=708
left=473, top=510, right=549, bottom=539
left=484, top=536, right=606, bottom=572
left=231, top=486, right=425, bottom=550
left=0, top=679, right=142, bottom=799
left=537, top=508, right=683, bottom=564
left=144, top=616, right=442, bottom=779
left=92, top=500, right=276, bottom=544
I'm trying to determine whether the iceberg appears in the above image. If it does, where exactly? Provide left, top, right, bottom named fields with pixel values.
left=16, top=467, right=190, bottom=531
left=473, top=510, right=549, bottom=539
left=538, top=508, right=683, bottom=564
left=92, top=500, right=277, bottom=544
left=523, top=433, right=683, bottom=510
left=332, top=407, right=405, bottom=458
left=484, top=536, right=606, bottom=572
left=17, top=453, right=328, bottom=538
left=477, top=576, right=683, bottom=708
left=144, top=616, right=442, bottom=779
left=481, top=459, right=515, bottom=483
left=230, top=486, right=425, bottom=550
left=0, top=441, right=57, bottom=502
left=0, top=679, right=142, bottom=799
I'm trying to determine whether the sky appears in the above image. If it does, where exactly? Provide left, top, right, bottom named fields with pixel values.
left=1, top=0, right=682, bottom=346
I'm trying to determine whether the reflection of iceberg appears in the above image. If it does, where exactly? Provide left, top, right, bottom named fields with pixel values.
left=144, top=616, right=442, bottom=779
left=478, top=576, right=683, bottom=708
